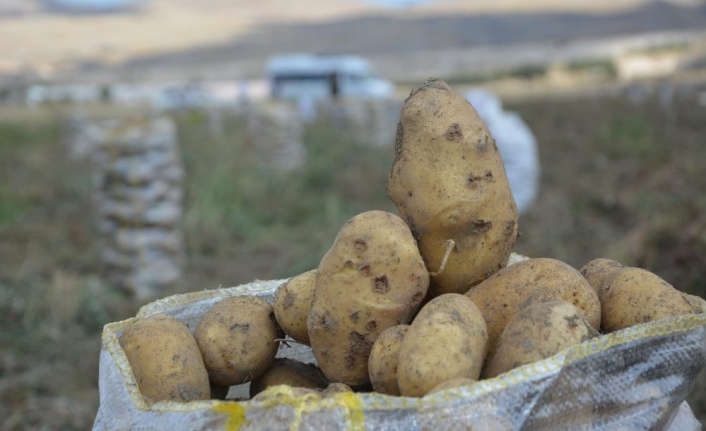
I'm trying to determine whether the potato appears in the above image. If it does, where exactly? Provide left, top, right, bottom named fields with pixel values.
left=249, top=358, right=328, bottom=398
left=308, top=210, right=429, bottom=387
left=484, top=301, right=599, bottom=378
left=321, top=382, right=353, bottom=397
left=397, top=294, right=487, bottom=397
left=273, top=269, right=317, bottom=345
left=579, top=257, right=626, bottom=300
left=250, top=385, right=320, bottom=402
left=119, top=314, right=210, bottom=403
left=602, top=268, right=695, bottom=332
left=250, top=382, right=351, bottom=403
left=368, top=324, right=410, bottom=395
left=387, top=78, right=519, bottom=297
left=426, top=377, right=476, bottom=395
left=195, top=296, right=282, bottom=386
left=465, top=257, right=600, bottom=358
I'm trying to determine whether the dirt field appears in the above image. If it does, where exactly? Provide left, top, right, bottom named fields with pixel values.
left=2, top=0, right=706, bottom=83
left=0, top=85, right=705, bottom=428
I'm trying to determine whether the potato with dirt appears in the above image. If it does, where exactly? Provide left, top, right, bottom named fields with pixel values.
left=602, top=268, right=697, bottom=332
left=484, top=301, right=599, bottom=378
left=321, top=382, right=353, bottom=396
left=273, top=269, right=317, bottom=345
left=465, top=257, right=600, bottom=358
left=119, top=313, right=210, bottom=403
left=368, top=324, right=410, bottom=395
left=387, top=78, right=519, bottom=297
left=249, top=358, right=328, bottom=398
left=250, top=386, right=320, bottom=402
left=579, top=257, right=626, bottom=300
left=250, top=382, right=353, bottom=402
left=396, top=294, right=487, bottom=397
left=194, top=296, right=282, bottom=386
left=307, top=210, right=429, bottom=387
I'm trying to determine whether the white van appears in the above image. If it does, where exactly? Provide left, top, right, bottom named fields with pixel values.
left=265, top=54, right=394, bottom=100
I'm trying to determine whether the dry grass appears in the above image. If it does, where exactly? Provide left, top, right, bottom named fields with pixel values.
left=0, top=89, right=705, bottom=428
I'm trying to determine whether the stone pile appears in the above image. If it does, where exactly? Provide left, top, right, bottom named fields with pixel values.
left=246, top=101, right=306, bottom=172
left=82, top=116, right=185, bottom=300
left=322, top=98, right=401, bottom=148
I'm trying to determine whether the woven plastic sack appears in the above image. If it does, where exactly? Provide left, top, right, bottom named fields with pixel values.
left=466, top=89, right=540, bottom=215
left=93, top=278, right=706, bottom=431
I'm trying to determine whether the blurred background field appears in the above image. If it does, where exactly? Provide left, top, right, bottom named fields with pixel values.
left=2, top=0, right=706, bottom=429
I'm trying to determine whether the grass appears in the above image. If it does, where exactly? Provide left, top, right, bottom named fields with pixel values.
left=1, top=90, right=706, bottom=428
left=176, top=108, right=396, bottom=288
left=510, top=94, right=706, bottom=288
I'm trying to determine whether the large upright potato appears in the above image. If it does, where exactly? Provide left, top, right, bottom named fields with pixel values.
left=465, top=258, right=600, bottom=358
left=119, top=314, right=210, bottom=403
left=387, top=79, right=519, bottom=297
left=397, top=294, right=487, bottom=397
left=307, top=211, right=429, bottom=387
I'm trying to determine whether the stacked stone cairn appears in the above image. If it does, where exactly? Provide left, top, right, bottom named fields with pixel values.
left=245, top=101, right=306, bottom=172
left=81, top=116, right=185, bottom=300
left=322, top=97, right=402, bottom=148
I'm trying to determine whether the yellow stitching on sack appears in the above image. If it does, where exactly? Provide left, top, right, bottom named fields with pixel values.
left=363, top=390, right=419, bottom=411
left=212, top=402, right=246, bottom=431
left=564, top=313, right=706, bottom=364
left=340, top=392, right=365, bottom=431
left=244, top=385, right=323, bottom=430
left=261, top=386, right=316, bottom=430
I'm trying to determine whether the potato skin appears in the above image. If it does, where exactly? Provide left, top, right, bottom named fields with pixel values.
left=195, top=296, right=282, bottom=386
left=249, top=358, right=328, bottom=398
left=321, top=382, right=353, bottom=397
left=484, top=301, right=599, bottom=378
left=397, top=294, right=487, bottom=397
left=273, top=269, right=317, bottom=345
left=387, top=79, right=519, bottom=297
left=119, top=314, right=210, bottom=403
left=465, top=257, right=600, bottom=358
left=250, top=386, right=320, bottom=402
left=368, top=324, right=410, bottom=395
left=249, top=382, right=353, bottom=402
left=602, top=268, right=695, bottom=332
left=579, top=258, right=626, bottom=300
left=308, top=211, right=429, bottom=387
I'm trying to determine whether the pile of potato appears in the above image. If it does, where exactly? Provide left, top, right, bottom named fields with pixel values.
left=118, top=79, right=702, bottom=404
